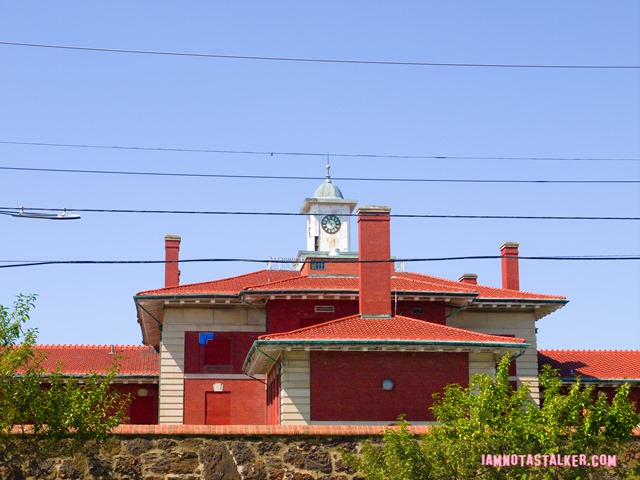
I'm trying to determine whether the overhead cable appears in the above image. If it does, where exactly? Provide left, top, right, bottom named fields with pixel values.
left=1, top=207, right=638, bottom=221
left=1, top=41, right=638, bottom=69
left=0, top=255, right=638, bottom=270
left=1, top=166, right=637, bottom=184
left=1, top=140, right=638, bottom=162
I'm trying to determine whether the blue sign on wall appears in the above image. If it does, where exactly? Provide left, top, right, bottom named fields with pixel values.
left=199, top=332, right=214, bottom=345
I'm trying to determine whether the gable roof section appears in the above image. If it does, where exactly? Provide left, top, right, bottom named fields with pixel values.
left=245, top=274, right=359, bottom=293
left=136, top=269, right=563, bottom=301
left=244, top=315, right=528, bottom=375
left=135, top=268, right=565, bottom=346
left=259, top=314, right=526, bottom=344
left=538, top=350, right=640, bottom=382
left=243, top=274, right=478, bottom=296
left=135, top=270, right=301, bottom=346
left=243, top=272, right=564, bottom=300
left=32, top=345, right=159, bottom=376
left=398, top=272, right=565, bottom=300
left=137, top=269, right=300, bottom=296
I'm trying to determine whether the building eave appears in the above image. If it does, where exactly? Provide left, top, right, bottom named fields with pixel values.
left=17, top=374, right=159, bottom=382
left=134, top=293, right=239, bottom=301
left=243, top=339, right=529, bottom=376
left=135, top=294, right=244, bottom=346
left=472, top=298, right=568, bottom=305
left=465, top=298, right=568, bottom=320
left=559, top=378, right=640, bottom=385
left=241, top=289, right=357, bottom=296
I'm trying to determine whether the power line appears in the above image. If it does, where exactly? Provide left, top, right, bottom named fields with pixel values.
left=1, top=166, right=637, bottom=185
left=0, top=255, right=638, bottom=270
left=1, top=207, right=638, bottom=221
left=2, top=41, right=638, bottom=70
left=1, top=140, right=638, bottom=163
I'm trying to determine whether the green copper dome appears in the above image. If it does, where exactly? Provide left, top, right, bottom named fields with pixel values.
left=313, top=178, right=344, bottom=199
left=312, top=161, right=344, bottom=199
left=300, top=162, right=358, bottom=214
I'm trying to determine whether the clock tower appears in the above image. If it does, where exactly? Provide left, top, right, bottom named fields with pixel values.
left=300, top=164, right=358, bottom=253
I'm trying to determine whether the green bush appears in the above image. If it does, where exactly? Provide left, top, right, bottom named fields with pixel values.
left=345, top=355, right=640, bottom=479
left=0, top=294, right=130, bottom=456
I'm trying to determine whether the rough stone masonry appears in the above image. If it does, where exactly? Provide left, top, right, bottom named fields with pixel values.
left=0, top=435, right=364, bottom=480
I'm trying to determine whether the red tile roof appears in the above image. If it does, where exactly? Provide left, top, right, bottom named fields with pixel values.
left=247, top=275, right=358, bottom=292
left=137, top=268, right=564, bottom=301
left=137, top=270, right=299, bottom=296
left=245, top=274, right=477, bottom=297
left=538, top=350, right=640, bottom=380
left=399, top=272, right=565, bottom=300
left=32, top=345, right=159, bottom=376
left=259, top=315, right=527, bottom=344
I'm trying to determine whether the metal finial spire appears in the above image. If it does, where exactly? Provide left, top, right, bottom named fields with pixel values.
left=326, top=154, right=331, bottom=182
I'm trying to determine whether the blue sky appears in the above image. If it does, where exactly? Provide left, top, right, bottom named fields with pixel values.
left=0, top=2, right=638, bottom=350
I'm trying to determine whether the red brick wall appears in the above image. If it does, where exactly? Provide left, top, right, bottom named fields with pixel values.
left=40, top=383, right=159, bottom=425
left=629, top=387, right=640, bottom=412
left=539, top=385, right=640, bottom=414
left=164, top=235, right=181, bottom=288
left=266, top=299, right=359, bottom=334
left=358, top=207, right=392, bottom=317
left=267, top=300, right=445, bottom=332
left=589, top=386, right=640, bottom=413
left=267, top=365, right=281, bottom=425
left=500, top=243, right=520, bottom=291
left=393, top=301, right=446, bottom=325
left=183, top=379, right=266, bottom=425
left=310, top=351, right=468, bottom=422
left=184, top=331, right=261, bottom=374
left=300, top=258, right=358, bottom=276
left=115, top=384, right=159, bottom=425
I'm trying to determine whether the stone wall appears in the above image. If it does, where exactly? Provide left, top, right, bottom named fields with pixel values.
left=0, top=435, right=364, bottom=480
left=1, top=429, right=638, bottom=480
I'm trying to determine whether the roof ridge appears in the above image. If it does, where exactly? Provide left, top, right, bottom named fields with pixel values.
left=136, top=269, right=300, bottom=295
left=391, top=315, right=526, bottom=343
left=392, top=275, right=478, bottom=293
left=400, top=271, right=477, bottom=287
left=401, top=271, right=565, bottom=299
left=540, top=349, right=640, bottom=353
left=261, top=314, right=525, bottom=344
left=475, top=284, right=566, bottom=300
left=401, top=271, right=460, bottom=282
left=245, top=275, right=358, bottom=292
left=260, top=314, right=360, bottom=339
left=245, top=274, right=315, bottom=290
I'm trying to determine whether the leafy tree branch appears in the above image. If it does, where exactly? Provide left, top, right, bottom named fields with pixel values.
left=0, top=295, right=130, bottom=457
left=346, top=355, right=640, bottom=479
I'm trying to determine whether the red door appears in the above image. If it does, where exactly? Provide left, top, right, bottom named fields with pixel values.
left=205, top=392, right=231, bottom=425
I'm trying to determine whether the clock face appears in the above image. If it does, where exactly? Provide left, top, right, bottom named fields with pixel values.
left=321, top=214, right=341, bottom=234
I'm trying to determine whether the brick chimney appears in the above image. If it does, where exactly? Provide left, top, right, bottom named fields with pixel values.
left=500, top=242, right=519, bottom=290
left=459, top=273, right=478, bottom=285
left=165, top=235, right=181, bottom=288
left=358, top=206, right=392, bottom=318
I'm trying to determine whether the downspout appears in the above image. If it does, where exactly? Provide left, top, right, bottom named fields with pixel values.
left=446, top=305, right=469, bottom=319
left=244, top=373, right=267, bottom=385
left=511, top=349, right=527, bottom=360
left=243, top=347, right=282, bottom=386
left=240, top=293, right=268, bottom=330
left=256, top=347, right=282, bottom=369
left=240, top=293, right=266, bottom=315
left=136, top=302, right=163, bottom=340
left=239, top=294, right=272, bottom=385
